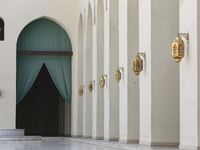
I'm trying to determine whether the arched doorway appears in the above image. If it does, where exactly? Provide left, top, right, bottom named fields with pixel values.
left=16, top=18, right=72, bottom=136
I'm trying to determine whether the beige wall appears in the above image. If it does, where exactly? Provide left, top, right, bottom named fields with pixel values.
left=78, top=0, right=180, bottom=145
left=0, top=0, right=78, bottom=129
left=179, top=0, right=200, bottom=149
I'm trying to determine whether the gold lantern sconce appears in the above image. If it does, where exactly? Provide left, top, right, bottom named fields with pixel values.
left=88, top=81, right=95, bottom=93
left=172, top=33, right=189, bottom=63
left=79, top=85, right=85, bottom=97
left=132, top=52, right=146, bottom=76
left=115, top=67, right=124, bottom=83
left=99, top=75, right=107, bottom=88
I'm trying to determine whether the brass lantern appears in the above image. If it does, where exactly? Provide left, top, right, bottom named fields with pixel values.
left=115, top=69, right=121, bottom=83
left=79, top=86, right=83, bottom=96
left=88, top=81, right=93, bottom=93
left=172, top=35, right=184, bottom=63
left=132, top=53, right=145, bottom=76
left=100, top=76, right=105, bottom=88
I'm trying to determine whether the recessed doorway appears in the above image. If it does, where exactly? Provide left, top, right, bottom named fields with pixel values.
left=16, top=64, right=71, bottom=136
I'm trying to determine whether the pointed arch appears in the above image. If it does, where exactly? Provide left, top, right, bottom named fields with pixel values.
left=16, top=18, right=72, bottom=104
left=16, top=16, right=74, bottom=53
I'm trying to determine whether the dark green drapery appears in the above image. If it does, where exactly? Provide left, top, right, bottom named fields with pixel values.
left=17, top=18, right=72, bottom=104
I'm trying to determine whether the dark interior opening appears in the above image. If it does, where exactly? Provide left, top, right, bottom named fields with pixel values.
left=16, top=64, right=60, bottom=136
left=0, top=19, right=4, bottom=41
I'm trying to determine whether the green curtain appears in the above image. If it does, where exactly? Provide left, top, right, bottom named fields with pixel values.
left=17, top=18, right=72, bottom=104
left=17, top=19, right=72, bottom=52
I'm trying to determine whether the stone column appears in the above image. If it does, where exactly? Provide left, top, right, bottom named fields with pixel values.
left=83, top=4, right=93, bottom=138
left=92, top=0, right=104, bottom=140
left=179, top=0, right=200, bottom=149
left=139, top=0, right=179, bottom=146
left=104, top=0, right=119, bottom=141
left=119, top=0, right=139, bottom=143
left=71, top=15, right=84, bottom=138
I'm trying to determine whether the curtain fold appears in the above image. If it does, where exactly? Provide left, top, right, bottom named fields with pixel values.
left=45, top=56, right=71, bottom=105
left=17, top=55, right=44, bottom=104
left=17, top=55, right=72, bottom=104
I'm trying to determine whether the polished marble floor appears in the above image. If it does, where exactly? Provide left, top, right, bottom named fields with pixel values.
left=0, top=137, right=180, bottom=150
left=0, top=137, right=120, bottom=150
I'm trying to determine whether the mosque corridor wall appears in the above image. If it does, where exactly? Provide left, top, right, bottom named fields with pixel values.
left=0, top=0, right=78, bottom=129
left=76, top=0, right=200, bottom=149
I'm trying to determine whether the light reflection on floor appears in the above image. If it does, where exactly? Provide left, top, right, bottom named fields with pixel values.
left=0, top=137, right=180, bottom=150
left=0, top=137, right=121, bottom=150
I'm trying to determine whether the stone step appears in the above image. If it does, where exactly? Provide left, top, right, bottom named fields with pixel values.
left=0, top=129, right=25, bottom=136
left=0, top=136, right=41, bottom=141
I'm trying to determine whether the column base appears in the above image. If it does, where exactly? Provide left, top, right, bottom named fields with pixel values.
left=70, top=135, right=82, bottom=138
left=0, top=136, right=41, bottom=141
left=92, top=136, right=103, bottom=140
left=140, top=141, right=179, bottom=147
left=180, top=145, right=200, bottom=150
left=104, top=137, right=119, bottom=141
left=82, top=136, right=92, bottom=139
left=119, top=139, right=139, bottom=143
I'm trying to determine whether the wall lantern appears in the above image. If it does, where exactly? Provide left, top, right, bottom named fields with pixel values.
left=172, top=33, right=189, bottom=63
left=79, top=86, right=84, bottom=97
left=99, top=75, right=107, bottom=88
left=115, top=67, right=124, bottom=83
left=88, top=81, right=95, bottom=93
left=132, top=53, right=146, bottom=76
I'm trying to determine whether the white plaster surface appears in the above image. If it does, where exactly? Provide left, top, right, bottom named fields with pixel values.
left=103, top=0, right=120, bottom=140
left=76, top=15, right=84, bottom=137
left=83, top=3, right=93, bottom=137
left=179, top=0, right=200, bottom=148
left=139, top=0, right=152, bottom=143
left=139, top=0, right=179, bottom=145
left=119, top=0, right=139, bottom=142
left=0, top=0, right=78, bottom=130
left=92, top=0, right=105, bottom=139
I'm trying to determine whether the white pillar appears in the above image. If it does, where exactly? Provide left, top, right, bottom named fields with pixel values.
left=77, top=15, right=84, bottom=137
left=104, top=0, right=119, bottom=141
left=83, top=4, right=93, bottom=138
left=139, top=0, right=179, bottom=146
left=92, top=0, right=104, bottom=140
left=119, top=0, right=139, bottom=143
left=179, top=0, right=200, bottom=149
left=71, top=15, right=84, bottom=137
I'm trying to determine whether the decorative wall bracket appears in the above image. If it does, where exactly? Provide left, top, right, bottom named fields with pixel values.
left=132, top=52, right=146, bottom=76
left=79, top=85, right=85, bottom=97
left=178, top=33, right=189, bottom=41
left=99, top=75, right=107, bottom=88
left=88, top=81, right=95, bottom=93
left=115, top=67, right=124, bottom=83
left=137, top=52, right=146, bottom=60
left=172, top=33, right=189, bottom=63
left=118, top=67, right=124, bottom=72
